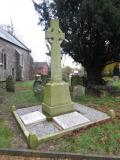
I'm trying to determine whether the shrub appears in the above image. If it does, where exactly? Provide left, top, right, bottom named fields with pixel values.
left=6, top=75, right=15, bottom=92
left=71, top=75, right=84, bottom=86
left=41, top=75, right=50, bottom=85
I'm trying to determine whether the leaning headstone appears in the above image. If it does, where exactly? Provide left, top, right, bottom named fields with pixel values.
left=42, top=19, right=74, bottom=117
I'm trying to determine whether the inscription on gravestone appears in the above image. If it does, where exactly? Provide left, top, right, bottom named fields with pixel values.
left=20, top=111, right=46, bottom=125
left=53, top=112, right=90, bottom=129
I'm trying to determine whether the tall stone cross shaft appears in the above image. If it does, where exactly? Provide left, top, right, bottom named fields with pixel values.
left=45, top=19, right=64, bottom=81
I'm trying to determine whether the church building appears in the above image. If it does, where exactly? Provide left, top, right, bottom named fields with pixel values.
left=0, top=28, right=33, bottom=81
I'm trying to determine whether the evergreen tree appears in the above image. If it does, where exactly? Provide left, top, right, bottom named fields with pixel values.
left=34, top=0, right=120, bottom=85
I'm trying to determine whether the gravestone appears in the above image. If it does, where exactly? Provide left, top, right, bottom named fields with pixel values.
left=42, top=19, right=74, bottom=117
left=20, top=111, right=46, bottom=125
left=12, top=19, right=110, bottom=149
left=73, top=85, right=85, bottom=98
left=33, top=75, right=43, bottom=96
left=53, top=111, right=89, bottom=129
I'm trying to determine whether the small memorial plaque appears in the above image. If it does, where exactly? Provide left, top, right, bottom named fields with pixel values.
left=53, top=111, right=90, bottom=129
left=20, top=111, right=46, bottom=125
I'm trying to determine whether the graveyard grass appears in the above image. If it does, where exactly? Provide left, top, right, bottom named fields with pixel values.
left=0, top=81, right=42, bottom=110
left=0, top=80, right=42, bottom=148
left=0, top=118, right=12, bottom=148
left=10, top=81, right=43, bottom=107
left=52, top=90, right=120, bottom=155
left=54, top=122, right=120, bottom=155
left=0, top=80, right=120, bottom=155
left=39, top=93, right=120, bottom=155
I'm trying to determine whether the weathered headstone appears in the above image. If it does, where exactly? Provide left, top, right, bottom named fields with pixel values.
left=73, top=85, right=85, bottom=98
left=42, top=19, right=74, bottom=117
left=33, top=75, right=43, bottom=96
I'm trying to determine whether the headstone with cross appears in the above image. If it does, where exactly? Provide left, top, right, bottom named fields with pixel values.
left=42, top=19, right=74, bottom=117
left=45, top=19, right=64, bottom=82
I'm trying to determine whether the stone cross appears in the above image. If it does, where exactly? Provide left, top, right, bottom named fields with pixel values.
left=45, top=19, right=65, bottom=81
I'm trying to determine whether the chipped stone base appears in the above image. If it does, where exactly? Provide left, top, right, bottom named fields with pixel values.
left=12, top=104, right=110, bottom=149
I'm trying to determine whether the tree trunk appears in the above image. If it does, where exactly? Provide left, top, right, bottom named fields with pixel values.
left=85, top=66, right=105, bottom=86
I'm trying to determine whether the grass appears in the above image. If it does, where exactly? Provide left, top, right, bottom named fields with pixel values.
left=0, top=80, right=43, bottom=108
left=104, top=76, right=120, bottom=89
left=0, top=118, right=12, bottom=148
left=47, top=79, right=120, bottom=155
left=113, top=80, right=120, bottom=89
left=39, top=79, right=120, bottom=155
left=73, top=95, right=120, bottom=113
left=0, top=79, right=120, bottom=154
left=40, top=92, right=120, bottom=155
left=54, top=121, right=120, bottom=155
left=0, top=80, right=42, bottom=109
left=0, top=80, right=42, bottom=148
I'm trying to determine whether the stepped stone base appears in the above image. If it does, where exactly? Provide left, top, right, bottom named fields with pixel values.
left=42, top=81, right=74, bottom=117
left=42, top=103, right=74, bottom=117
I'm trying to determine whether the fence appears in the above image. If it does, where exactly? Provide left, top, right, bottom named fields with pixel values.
left=0, top=148, right=120, bottom=160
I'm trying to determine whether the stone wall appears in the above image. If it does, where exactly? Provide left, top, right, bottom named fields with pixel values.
left=0, top=148, right=119, bottom=160
left=0, top=39, right=31, bottom=80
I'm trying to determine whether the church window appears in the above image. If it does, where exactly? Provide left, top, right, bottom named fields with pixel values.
left=12, top=68, right=14, bottom=77
left=4, top=54, right=7, bottom=69
left=1, top=52, right=4, bottom=64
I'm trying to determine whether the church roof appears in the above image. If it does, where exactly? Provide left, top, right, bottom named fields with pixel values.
left=0, top=28, right=30, bottom=52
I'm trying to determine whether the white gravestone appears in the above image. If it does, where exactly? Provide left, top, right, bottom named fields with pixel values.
left=20, top=111, right=46, bottom=125
left=53, top=111, right=90, bottom=129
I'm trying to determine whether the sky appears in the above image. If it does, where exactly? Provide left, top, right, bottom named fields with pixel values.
left=0, top=0, right=79, bottom=68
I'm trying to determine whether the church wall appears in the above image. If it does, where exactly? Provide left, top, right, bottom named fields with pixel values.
left=0, top=38, right=31, bottom=80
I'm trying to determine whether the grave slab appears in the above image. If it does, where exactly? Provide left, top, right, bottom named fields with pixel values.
left=53, top=111, right=90, bottom=129
left=20, top=111, right=46, bottom=125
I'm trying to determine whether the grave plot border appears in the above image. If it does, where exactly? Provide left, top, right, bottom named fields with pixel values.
left=11, top=104, right=110, bottom=149
left=0, top=148, right=120, bottom=160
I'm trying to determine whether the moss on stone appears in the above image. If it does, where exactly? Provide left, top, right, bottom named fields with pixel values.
left=28, top=134, right=39, bottom=149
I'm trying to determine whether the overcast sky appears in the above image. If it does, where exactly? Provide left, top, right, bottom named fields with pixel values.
left=0, top=0, right=79, bottom=68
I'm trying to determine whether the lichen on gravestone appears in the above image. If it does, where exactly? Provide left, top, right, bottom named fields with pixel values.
left=42, top=19, right=74, bottom=117
left=45, top=19, right=64, bottom=82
